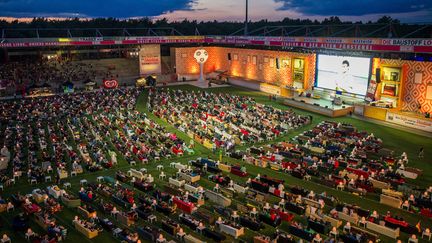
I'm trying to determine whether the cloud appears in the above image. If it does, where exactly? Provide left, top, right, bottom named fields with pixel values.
left=0, top=0, right=195, bottom=18
left=274, top=0, right=432, bottom=16
left=0, top=0, right=430, bottom=23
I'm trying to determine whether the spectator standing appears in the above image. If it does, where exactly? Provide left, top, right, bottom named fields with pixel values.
left=418, top=147, right=424, bottom=159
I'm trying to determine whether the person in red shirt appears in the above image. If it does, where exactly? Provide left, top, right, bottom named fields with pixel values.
left=270, top=213, right=277, bottom=221
left=87, top=191, right=93, bottom=200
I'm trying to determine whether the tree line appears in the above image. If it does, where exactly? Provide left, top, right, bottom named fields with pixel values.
left=0, top=16, right=430, bottom=38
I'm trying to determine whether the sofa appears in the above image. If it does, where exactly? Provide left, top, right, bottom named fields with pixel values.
left=380, top=194, right=402, bottom=208
left=366, top=221, right=400, bottom=239
left=73, top=220, right=98, bottom=239
left=204, top=190, right=231, bottom=207
left=78, top=206, right=97, bottom=218
left=61, top=196, right=81, bottom=208
left=169, top=177, right=185, bottom=188
left=184, top=234, right=204, bottom=243
left=178, top=172, right=201, bottom=183
left=185, top=184, right=199, bottom=194
left=218, top=163, right=231, bottom=172
left=337, top=211, right=359, bottom=224
left=218, top=223, right=244, bottom=239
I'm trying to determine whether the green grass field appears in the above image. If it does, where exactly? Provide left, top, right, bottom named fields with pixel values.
left=1, top=84, right=431, bottom=243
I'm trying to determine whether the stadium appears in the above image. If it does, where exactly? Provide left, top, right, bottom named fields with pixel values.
left=0, top=2, right=432, bottom=243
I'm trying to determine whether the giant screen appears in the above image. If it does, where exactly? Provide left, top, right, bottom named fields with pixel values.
left=316, top=54, right=371, bottom=96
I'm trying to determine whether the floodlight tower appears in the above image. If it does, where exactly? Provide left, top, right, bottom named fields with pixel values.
left=244, top=0, right=248, bottom=36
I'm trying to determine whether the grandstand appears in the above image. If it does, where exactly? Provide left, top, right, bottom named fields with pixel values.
left=0, top=18, right=431, bottom=243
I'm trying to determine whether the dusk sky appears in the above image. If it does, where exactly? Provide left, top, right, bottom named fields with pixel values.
left=0, top=0, right=431, bottom=23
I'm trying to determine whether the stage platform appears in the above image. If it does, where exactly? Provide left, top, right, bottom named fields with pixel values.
left=283, top=97, right=354, bottom=117
left=189, top=80, right=230, bottom=89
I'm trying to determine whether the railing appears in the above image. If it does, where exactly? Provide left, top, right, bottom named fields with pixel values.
left=0, top=26, right=431, bottom=53
left=230, top=23, right=432, bottom=38
left=1, top=27, right=185, bottom=39
left=1, top=23, right=431, bottom=39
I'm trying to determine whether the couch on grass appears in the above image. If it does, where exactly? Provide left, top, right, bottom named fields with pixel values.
left=73, top=220, right=98, bottom=239
left=380, top=194, right=402, bottom=208
left=61, top=196, right=81, bottom=208
left=78, top=206, right=97, bottom=218
left=337, top=211, right=359, bottom=224
left=169, top=177, right=185, bottom=188
left=218, top=223, right=245, bottom=239
left=366, top=221, right=400, bottom=239
left=204, top=190, right=231, bottom=207
left=184, top=234, right=204, bottom=243
left=323, top=215, right=342, bottom=228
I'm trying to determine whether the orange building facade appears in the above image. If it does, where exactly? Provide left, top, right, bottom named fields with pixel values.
left=173, top=47, right=432, bottom=113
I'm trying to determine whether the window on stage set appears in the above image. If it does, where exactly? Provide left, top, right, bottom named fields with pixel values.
left=380, top=66, right=402, bottom=98
left=382, top=67, right=401, bottom=82
left=282, top=59, right=290, bottom=68
left=293, top=58, right=305, bottom=89
left=379, top=66, right=402, bottom=107
left=252, top=56, right=257, bottom=65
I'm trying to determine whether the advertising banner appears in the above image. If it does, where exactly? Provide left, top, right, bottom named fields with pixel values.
left=365, top=74, right=378, bottom=102
left=205, top=36, right=432, bottom=53
left=386, top=112, right=432, bottom=132
left=139, top=44, right=161, bottom=76
left=0, top=36, right=431, bottom=53
left=103, top=79, right=118, bottom=89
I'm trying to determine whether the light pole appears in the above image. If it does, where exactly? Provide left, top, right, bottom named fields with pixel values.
left=244, top=0, right=248, bottom=36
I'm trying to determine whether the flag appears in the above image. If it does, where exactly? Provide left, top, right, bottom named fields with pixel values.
left=416, top=221, right=421, bottom=233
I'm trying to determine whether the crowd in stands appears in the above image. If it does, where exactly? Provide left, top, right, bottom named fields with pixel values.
left=0, top=58, right=132, bottom=95
left=0, top=59, right=101, bottom=91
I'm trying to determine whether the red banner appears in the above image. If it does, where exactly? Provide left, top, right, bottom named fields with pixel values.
left=0, top=36, right=430, bottom=53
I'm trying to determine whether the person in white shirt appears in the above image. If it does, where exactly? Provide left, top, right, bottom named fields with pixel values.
left=335, top=60, right=354, bottom=93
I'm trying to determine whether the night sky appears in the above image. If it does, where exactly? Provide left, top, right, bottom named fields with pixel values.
left=0, top=0, right=430, bottom=22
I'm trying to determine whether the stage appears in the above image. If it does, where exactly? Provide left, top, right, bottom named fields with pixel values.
left=189, top=80, right=230, bottom=89
left=283, top=97, right=354, bottom=117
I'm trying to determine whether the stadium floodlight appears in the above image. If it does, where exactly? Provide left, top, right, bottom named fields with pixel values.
left=244, top=0, right=248, bottom=36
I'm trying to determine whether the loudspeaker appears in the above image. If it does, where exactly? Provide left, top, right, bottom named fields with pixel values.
left=376, top=68, right=381, bottom=83
left=276, top=58, right=280, bottom=69
left=228, top=53, right=232, bottom=61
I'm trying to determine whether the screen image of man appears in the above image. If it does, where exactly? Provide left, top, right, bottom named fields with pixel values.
left=335, top=60, right=354, bottom=93
left=316, top=54, right=371, bottom=96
